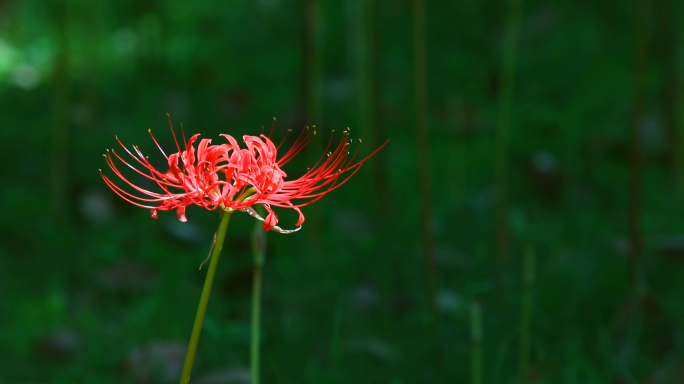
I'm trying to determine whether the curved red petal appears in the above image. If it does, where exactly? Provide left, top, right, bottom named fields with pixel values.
left=262, top=207, right=278, bottom=231
left=177, top=207, right=188, bottom=222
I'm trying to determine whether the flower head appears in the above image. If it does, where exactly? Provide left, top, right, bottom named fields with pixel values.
left=100, top=116, right=387, bottom=232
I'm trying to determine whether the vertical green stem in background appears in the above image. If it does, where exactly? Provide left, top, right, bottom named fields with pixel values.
left=251, top=261, right=263, bottom=384
left=628, top=0, right=651, bottom=293
left=675, top=0, right=684, bottom=199
left=447, top=96, right=468, bottom=205
left=412, top=0, right=437, bottom=313
left=518, top=246, right=535, bottom=382
left=367, top=0, right=392, bottom=214
left=251, top=207, right=267, bottom=384
left=652, top=0, right=678, bottom=187
left=302, top=0, right=325, bottom=256
left=82, top=0, right=101, bottom=132
left=346, top=0, right=369, bottom=133
left=49, top=0, right=71, bottom=224
left=623, top=1, right=652, bottom=369
left=329, top=297, right=343, bottom=363
left=470, top=302, right=483, bottom=384
left=179, top=209, right=234, bottom=384
left=303, top=0, right=324, bottom=125
left=494, top=0, right=522, bottom=272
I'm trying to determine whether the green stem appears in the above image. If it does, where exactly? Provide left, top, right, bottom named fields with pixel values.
left=627, top=0, right=651, bottom=295
left=251, top=262, right=263, bottom=384
left=251, top=207, right=267, bottom=384
left=519, top=246, right=535, bottom=382
left=49, top=0, right=71, bottom=225
left=494, top=0, right=522, bottom=272
left=179, top=209, right=233, bottom=384
left=470, top=302, right=483, bottom=384
left=413, top=0, right=437, bottom=314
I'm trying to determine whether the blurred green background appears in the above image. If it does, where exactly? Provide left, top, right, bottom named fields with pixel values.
left=2, top=0, right=684, bottom=382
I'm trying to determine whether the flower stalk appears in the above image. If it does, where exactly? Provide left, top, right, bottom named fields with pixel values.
left=250, top=206, right=267, bottom=384
left=470, top=302, right=483, bottom=384
left=518, top=246, right=535, bottom=382
left=179, top=208, right=234, bottom=384
left=100, top=118, right=388, bottom=383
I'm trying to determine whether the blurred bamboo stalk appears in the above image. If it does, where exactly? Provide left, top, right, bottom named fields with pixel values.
left=302, top=0, right=325, bottom=254
left=329, top=297, right=343, bottom=364
left=303, top=0, right=324, bottom=125
left=494, top=0, right=522, bottom=272
left=676, top=2, right=684, bottom=198
left=412, top=0, right=437, bottom=312
left=447, top=96, right=467, bottom=205
left=628, top=0, right=651, bottom=290
left=82, top=0, right=101, bottom=131
left=49, top=0, right=71, bottom=224
left=653, top=0, right=680, bottom=188
left=518, top=246, right=535, bottom=382
left=367, top=0, right=392, bottom=214
left=470, top=302, right=483, bottom=384
left=345, top=0, right=391, bottom=213
left=346, top=0, right=369, bottom=133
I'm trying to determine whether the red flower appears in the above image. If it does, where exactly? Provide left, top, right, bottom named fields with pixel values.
left=100, top=117, right=387, bottom=232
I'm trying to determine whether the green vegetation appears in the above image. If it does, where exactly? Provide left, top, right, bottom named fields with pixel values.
left=1, top=0, right=683, bottom=383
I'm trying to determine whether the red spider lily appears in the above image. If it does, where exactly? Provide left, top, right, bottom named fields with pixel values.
left=100, top=117, right=388, bottom=232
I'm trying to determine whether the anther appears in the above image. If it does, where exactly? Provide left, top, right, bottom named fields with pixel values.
left=314, top=131, right=316, bottom=136
left=166, top=113, right=170, bottom=117
left=273, top=117, right=277, bottom=121
left=359, top=139, right=363, bottom=144
left=287, top=129, right=292, bottom=132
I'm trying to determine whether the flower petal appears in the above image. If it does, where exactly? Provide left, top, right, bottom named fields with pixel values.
left=177, top=206, right=188, bottom=222
left=263, top=209, right=278, bottom=231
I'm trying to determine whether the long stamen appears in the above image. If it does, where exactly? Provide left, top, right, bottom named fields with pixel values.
left=268, top=117, right=276, bottom=139
left=166, top=114, right=184, bottom=168
left=148, top=129, right=169, bottom=159
left=277, top=126, right=313, bottom=164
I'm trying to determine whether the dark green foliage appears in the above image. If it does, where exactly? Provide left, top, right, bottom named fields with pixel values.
left=1, top=0, right=683, bottom=382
